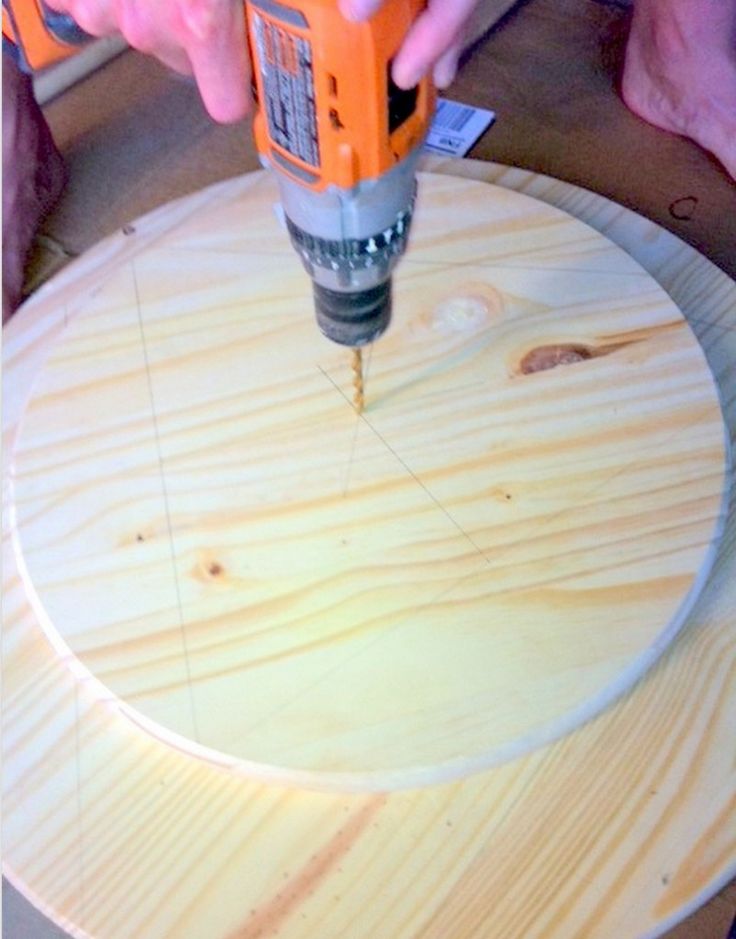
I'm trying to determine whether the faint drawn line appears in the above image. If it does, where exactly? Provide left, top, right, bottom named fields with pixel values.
left=317, top=364, right=490, bottom=563
left=73, top=683, right=87, bottom=930
left=132, top=262, right=201, bottom=744
left=342, top=404, right=362, bottom=497
left=290, top=302, right=730, bottom=761
left=402, top=256, right=652, bottom=278
left=254, top=345, right=730, bottom=748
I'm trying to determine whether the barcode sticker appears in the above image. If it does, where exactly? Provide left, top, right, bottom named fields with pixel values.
left=424, top=98, right=496, bottom=157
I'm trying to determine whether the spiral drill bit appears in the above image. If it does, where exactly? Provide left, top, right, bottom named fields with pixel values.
left=351, top=348, right=364, bottom=414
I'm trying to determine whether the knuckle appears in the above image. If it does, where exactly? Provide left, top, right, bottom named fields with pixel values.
left=65, top=2, right=106, bottom=35
left=119, top=5, right=154, bottom=51
left=178, top=0, right=227, bottom=41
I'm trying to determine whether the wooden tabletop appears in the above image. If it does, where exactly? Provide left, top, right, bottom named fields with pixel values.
left=4, top=158, right=735, bottom=938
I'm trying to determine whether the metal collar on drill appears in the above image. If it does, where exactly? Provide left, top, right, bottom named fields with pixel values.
left=284, top=195, right=416, bottom=274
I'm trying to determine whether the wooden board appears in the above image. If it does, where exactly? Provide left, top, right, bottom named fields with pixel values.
left=3, top=160, right=735, bottom=939
left=7, top=172, right=727, bottom=791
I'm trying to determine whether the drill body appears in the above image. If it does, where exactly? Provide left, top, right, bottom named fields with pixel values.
left=246, top=0, right=434, bottom=347
left=4, top=0, right=434, bottom=348
left=2, top=0, right=89, bottom=71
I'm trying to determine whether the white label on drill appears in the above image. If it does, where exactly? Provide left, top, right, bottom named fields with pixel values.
left=424, top=98, right=496, bottom=157
left=252, top=12, right=320, bottom=167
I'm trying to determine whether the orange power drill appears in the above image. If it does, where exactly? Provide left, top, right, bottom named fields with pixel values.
left=4, top=0, right=435, bottom=348
left=246, top=0, right=435, bottom=347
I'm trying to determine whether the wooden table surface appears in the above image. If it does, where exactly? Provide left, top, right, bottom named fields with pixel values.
left=3, top=158, right=735, bottom=938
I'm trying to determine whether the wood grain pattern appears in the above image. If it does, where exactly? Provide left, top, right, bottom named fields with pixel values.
left=3, top=160, right=734, bottom=939
left=8, top=172, right=727, bottom=790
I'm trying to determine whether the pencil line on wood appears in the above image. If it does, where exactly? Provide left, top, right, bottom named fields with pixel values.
left=403, top=257, right=651, bottom=279
left=73, top=683, right=87, bottom=930
left=132, top=262, right=201, bottom=744
left=342, top=403, right=363, bottom=497
left=317, top=364, right=490, bottom=564
left=321, top=355, right=726, bottom=582
left=361, top=415, right=492, bottom=563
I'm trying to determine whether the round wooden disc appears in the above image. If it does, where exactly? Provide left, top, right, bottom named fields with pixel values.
left=10, top=171, right=726, bottom=789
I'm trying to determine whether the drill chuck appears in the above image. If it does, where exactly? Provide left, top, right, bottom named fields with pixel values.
left=277, top=152, right=421, bottom=347
left=312, top=280, right=392, bottom=347
left=283, top=185, right=414, bottom=346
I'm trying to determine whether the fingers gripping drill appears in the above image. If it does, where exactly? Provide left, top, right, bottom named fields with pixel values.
left=247, top=0, right=434, bottom=409
left=4, top=0, right=435, bottom=409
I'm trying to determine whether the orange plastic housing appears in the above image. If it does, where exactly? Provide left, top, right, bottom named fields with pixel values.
left=245, top=0, right=434, bottom=191
left=3, top=0, right=79, bottom=70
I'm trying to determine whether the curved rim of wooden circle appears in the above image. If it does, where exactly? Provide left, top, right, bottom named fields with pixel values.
left=5, top=170, right=730, bottom=793
left=9, top=520, right=729, bottom=793
left=3, top=160, right=736, bottom=939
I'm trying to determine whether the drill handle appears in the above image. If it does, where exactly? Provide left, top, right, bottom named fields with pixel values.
left=3, top=0, right=91, bottom=72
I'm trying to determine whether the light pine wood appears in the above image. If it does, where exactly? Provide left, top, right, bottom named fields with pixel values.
left=7, top=172, right=727, bottom=789
left=3, top=160, right=735, bottom=939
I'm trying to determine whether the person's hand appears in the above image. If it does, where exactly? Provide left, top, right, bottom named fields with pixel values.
left=44, top=0, right=251, bottom=122
left=339, top=0, right=483, bottom=89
